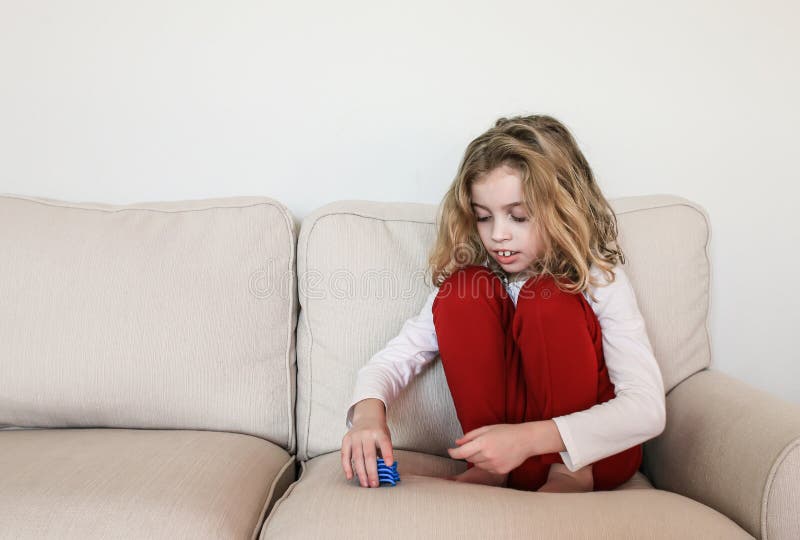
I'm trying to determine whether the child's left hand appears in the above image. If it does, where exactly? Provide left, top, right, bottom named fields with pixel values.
left=447, top=424, right=530, bottom=475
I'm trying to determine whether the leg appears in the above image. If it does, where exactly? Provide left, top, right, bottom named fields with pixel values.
left=591, top=444, right=642, bottom=491
left=509, top=278, right=641, bottom=491
left=512, top=275, right=601, bottom=427
left=432, top=265, right=516, bottom=437
left=432, top=265, right=517, bottom=477
left=537, top=462, right=593, bottom=493
left=506, top=275, right=613, bottom=491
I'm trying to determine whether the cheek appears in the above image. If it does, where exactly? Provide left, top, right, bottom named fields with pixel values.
left=476, top=228, right=491, bottom=247
left=530, top=229, right=546, bottom=254
left=522, top=227, right=542, bottom=251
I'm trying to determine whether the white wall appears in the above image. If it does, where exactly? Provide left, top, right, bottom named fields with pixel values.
left=1, top=1, right=797, bottom=404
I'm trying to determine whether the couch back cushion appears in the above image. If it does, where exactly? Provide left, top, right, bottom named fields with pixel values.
left=296, top=195, right=711, bottom=460
left=0, top=195, right=298, bottom=451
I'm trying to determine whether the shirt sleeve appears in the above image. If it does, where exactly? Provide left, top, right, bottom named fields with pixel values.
left=345, top=288, right=440, bottom=429
left=551, top=265, right=667, bottom=472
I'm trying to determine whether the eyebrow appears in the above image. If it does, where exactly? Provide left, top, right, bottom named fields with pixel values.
left=471, top=202, right=523, bottom=210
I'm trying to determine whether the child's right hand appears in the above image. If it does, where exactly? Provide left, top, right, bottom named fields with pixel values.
left=341, top=414, right=395, bottom=488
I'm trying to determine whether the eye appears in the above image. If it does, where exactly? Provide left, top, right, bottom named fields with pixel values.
left=511, top=215, right=528, bottom=223
left=476, top=216, right=490, bottom=222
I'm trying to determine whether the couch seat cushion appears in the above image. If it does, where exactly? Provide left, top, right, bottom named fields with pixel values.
left=260, top=450, right=752, bottom=539
left=0, top=428, right=295, bottom=539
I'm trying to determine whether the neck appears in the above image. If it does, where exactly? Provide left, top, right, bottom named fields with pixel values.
left=506, top=268, right=535, bottom=283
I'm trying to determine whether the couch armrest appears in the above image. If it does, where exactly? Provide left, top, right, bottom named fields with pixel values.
left=644, top=369, right=800, bottom=540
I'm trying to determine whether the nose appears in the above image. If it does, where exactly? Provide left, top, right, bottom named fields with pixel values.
left=491, top=218, right=511, bottom=243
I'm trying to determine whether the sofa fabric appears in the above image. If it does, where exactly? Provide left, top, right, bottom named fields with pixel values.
left=259, top=449, right=751, bottom=540
left=295, top=195, right=712, bottom=461
left=0, top=428, right=296, bottom=540
left=2, top=192, right=794, bottom=540
left=0, top=195, right=298, bottom=452
left=646, top=369, right=800, bottom=540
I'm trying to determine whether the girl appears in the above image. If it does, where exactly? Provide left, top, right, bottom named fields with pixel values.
left=340, top=115, right=666, bottom=493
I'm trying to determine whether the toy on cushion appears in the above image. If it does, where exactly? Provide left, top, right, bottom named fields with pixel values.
left=376, top=457, right=400, bottom=486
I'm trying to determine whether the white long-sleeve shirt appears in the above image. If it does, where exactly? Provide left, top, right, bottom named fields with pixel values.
left=345, top=264, right=666, bottom=472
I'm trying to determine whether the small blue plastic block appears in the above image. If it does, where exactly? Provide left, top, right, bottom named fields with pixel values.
left=376, top=457, right=400, bottom=487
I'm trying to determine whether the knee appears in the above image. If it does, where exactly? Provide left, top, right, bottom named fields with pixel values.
left=518, top=275, right=571, bottom=306
left=434, top=265, right=507, bottom=309
left=515, top=276, right=587, bottom=327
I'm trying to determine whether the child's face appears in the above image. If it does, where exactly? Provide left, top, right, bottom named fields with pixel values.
left=470, top=164, right=545, bottom=280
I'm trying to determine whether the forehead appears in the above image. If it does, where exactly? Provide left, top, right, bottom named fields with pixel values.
left=470, top=166, right=524, bottom=208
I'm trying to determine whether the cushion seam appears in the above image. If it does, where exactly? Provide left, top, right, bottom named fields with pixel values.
left=249, top=455, right=296, bottom=540
left=307, top=210, right=435, bottom=225
left=304, top=197, right=702, bottom=224
left=761, top=436, right=800, bottom=540
left=259, top=458, right=308, bottom=536
left=0, top=194, right=285, bottom=215
left=279, top=208, right=298, bottom=454
left=301, top=218, right=317, bottom=460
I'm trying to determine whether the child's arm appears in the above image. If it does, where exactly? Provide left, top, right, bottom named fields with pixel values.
left=549, top=264, right=667, bottom=472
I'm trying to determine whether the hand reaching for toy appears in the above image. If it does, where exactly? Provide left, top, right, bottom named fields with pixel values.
left=341, top=398, right=395, bottom=488
left=447, top=423, right=531, bottom=475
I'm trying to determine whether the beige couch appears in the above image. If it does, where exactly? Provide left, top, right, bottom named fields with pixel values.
left=0, top=193, right=797, bottom=540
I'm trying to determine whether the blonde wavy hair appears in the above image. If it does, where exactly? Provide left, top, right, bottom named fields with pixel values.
left=427, top=114, right=625, bottom=300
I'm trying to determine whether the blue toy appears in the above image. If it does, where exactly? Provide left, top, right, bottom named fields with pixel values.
left=376, top=457, right=400, bottom=486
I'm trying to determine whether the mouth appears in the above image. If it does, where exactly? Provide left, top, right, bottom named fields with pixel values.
left=494, top=250, right=519, bottom=263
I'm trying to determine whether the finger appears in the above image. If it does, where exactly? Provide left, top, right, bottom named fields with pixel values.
left=466, top=450, right=488, bottom=465
left=363, top=440, right=379, bottom=488
left=378, top=435, right=394, bottom=467
left=456, top=425, right=490, bottom=444
left=470, top=455, right=491, bottom=467
left=353, top=441, right=368, bottom=488
left=448, top=438, right=481, bottom=461
left=456, top=426, right=491, bottom=444
left=341, top=437, right=353, bottom=480
left=471, top=461, right=500, bottom=474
